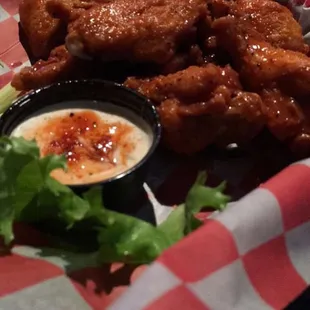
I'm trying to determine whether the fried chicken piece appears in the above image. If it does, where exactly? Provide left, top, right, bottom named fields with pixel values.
left=125, top=64, right=265, bottom=154
left=60, top=0, right=208, bottom=64
left=19, top=0, right=65, bottom=58
left=125, top=64, right=241, bottom=104
left=157, top=99, right=220, bottom=154
left=258, top=89, right=310, bottom=158
left=260, top=89, right=304, bottom=141
left=12, top=46, right=78, bottom=91
left=231, top=0, right=308, bottom=53
left=213, top=17, right=310, bottom=97
left=202, top=0, right=307, bottom=67
left=46, top=0, right=95, bottom=22
left=214, top=90, right=266, bottom=147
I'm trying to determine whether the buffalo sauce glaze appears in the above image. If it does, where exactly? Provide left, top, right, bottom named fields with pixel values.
left=12, top=109, right=152, bottom=185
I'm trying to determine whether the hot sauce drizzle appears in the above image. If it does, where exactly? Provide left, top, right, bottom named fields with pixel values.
left=34, top=110, right=134, bottom=182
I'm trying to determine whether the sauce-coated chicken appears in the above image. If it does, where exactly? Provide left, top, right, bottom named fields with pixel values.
left=12, top=0, right=310, bottom=158
left=61, top=0, right=208, bottom=63
left=19, top=0, right=65, bottom=58
left=125, top=64, right=265, bottom=154
left=231, top=0, right=308, bottom=53
left=214, top=16, right=310, bottom=97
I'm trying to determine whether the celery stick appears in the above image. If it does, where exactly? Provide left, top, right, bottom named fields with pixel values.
left=0, top=83, right=20, bottom=114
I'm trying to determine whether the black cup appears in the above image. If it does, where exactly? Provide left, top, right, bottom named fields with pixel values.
left=0, top=80, right=161, bottom=213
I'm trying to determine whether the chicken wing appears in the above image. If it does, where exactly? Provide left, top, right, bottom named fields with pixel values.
left=46, top=0, right=96, bottom=22
left=155, top=90, right=265, bottom=154
left=19, top=0, right=66, bottom=58
left=61, top=0, right=208, bottom=64
left=12, top=46, right=79, bottom=91
left=125, top=64, right=242, bottom=104
left=231, top=0, right=308, bottom=53
left=202, top=0, right=307, bottom=69
left=125, top=64, right=265, bottom=154
left=213, top=16, right=310, bottom=97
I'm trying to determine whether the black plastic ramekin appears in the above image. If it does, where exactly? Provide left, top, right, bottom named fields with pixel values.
left=0, top=80, right=161, bottom=212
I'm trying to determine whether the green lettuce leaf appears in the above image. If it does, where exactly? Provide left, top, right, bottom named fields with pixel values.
left=184, top=172, right=230, bottom=234
left=0, top=136, right=230, bottom=264
left=0, top=137, right=90, bottom=243
left=158, top=172, right=230, bottom=243
left=83, top=187, right=171, bottom=264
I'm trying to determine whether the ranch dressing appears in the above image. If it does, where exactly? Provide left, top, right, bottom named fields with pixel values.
left=12, top=108, right=153, bottom=185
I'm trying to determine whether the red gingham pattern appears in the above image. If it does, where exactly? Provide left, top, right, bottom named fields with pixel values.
left=110, top=162, right=310, bottom=310
left=0, top=0, right=27, bottom=89
left=145, top=285, right=209, bottom=310
left=1, top=1, right=310, bottom=309
left=159, top=220, right=239, bottom=282
left=243, top=236, right=307, bottom=309
left=261, top=164, right=310, bottom=230
left=0, top=254, right=63, bottom=298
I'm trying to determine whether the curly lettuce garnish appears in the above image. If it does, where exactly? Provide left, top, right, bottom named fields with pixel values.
left=0, top=137, right=230, bottom=264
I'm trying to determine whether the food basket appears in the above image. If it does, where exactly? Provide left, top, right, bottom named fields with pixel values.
left=0, top=0, right=310, bottom=309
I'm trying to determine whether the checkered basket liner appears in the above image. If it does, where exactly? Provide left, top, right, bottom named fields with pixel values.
left=1, top=0, right=310, bottom=309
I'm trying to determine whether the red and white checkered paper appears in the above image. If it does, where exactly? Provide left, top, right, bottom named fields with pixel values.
left=1, top=0, right=310, bottom=309
left=0, top=0, right=29, bottom=89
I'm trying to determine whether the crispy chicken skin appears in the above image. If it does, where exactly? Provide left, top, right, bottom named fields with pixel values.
left=156, top=99, right=221, bottom=154
left=125, top=64, right=265, bottom=154
left=231, top=0, right=308, bottom=53
left=202, top=0, right=307, bottom=67
left=214, top=90, right=266, bottom=147
left=157, top=91, right=264, bottom=154
left=213, top=17, right=310, bottom=97
left=62, top=0, right=208, bottom=63
left=213, top=16, right=310, bottom=155
left=19, top=0, right=65, bottom=58
left=13, top=0, right=310, bottom=158
left=125, top=64, right=242, bottom=104
left=260, top=89, right=304, bottom=141
left=46, top=0, right=96, bottom=22
left=16, top=0, right=209, bottom=91
left=12, top=46, right=77, bottom=91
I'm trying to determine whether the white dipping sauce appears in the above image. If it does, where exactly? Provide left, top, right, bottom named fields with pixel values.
left=11, top=107, right=153, bottom=185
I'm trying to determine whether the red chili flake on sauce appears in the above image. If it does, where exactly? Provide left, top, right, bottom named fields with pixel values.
left=37, top=111, right=133, bottom=179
